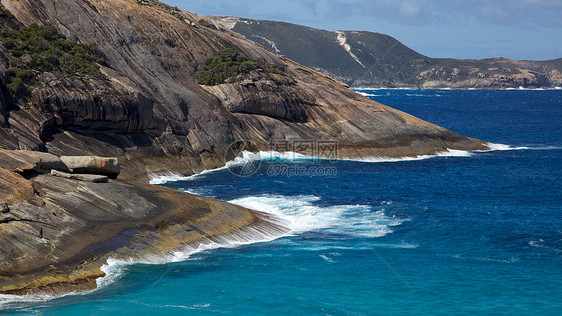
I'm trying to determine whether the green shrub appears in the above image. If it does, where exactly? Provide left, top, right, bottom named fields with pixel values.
left=1, top=23, right=107, bottom=104
left=195, top=48, right=285, bottom=86
left=197, top=19, right=218, bottom=30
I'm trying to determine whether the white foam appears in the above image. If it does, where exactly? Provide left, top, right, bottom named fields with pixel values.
left=484, top=143, right=530, bottom=151
left=89, top=219, right=290, bottom=289
left=150, top=147, right=485, bottom=186
left=148, top=171, right=198, bottom=185
left=228, top=194, right=405, bottom=239
left=343, top=148, right=473, bottom=164
left=357, top=91, right=382, bottom=97
left=352, top=87, right=383, bottom=91
left=148, top=150, right=312, bottom=184
left=0, top=292, right=75, bottom=310
left=150, top=141, right=561, bottom=185
left=319, top=254, right=335, bottom=263
left=486, top=143, right=562, bottom=151
left=351, top=87, right=419, bottom=91
left=504, top=87, right=553, bottom=91
left=0, top=204, right=290, bottom=308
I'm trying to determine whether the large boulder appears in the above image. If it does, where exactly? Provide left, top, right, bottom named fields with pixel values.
left=60, top=156, right=120, bottom=179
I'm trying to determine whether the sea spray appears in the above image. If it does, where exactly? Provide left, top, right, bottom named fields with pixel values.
left=148, top=146, right=521, bottom=184
left=149, top=150, right=311, bottom=184
left=228, top=194, right=406, bottom=239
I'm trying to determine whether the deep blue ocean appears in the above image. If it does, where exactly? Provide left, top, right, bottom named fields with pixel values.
left=2, top=89, right=561, bottom=314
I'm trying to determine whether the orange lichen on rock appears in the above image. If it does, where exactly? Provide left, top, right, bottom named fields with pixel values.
left=0, top=167, right=38, bottom=204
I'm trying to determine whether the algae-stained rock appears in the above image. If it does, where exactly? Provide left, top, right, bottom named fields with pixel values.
left=50, top=169, right=109, bottom=183
left=0, top=171, right=288, bottom=295
left=60, top=156, right=120, bottom=179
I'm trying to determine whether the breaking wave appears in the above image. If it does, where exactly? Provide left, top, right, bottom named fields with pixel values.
left=228, top=194, right=405, bottom=239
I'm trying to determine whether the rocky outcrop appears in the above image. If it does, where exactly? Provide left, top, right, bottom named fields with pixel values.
left=203, top=72, right=314, bottom=122
left=0, top=150, right=288, bottom=295
left=416, top=59, right=562, bottom=89
left=60, top=156, right=120, bottom=178
left=0, top=0, right=488, bottom=181
left=0, top=149, right=68, bottom=174
left=0, top=0, right=491, bottom=296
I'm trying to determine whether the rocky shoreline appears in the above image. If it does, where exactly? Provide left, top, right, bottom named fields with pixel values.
left=0, top=150, right=288, bottom=295
left=0, top=0, right=489, bottom=297
left=0, top=136, right=489, bottom=295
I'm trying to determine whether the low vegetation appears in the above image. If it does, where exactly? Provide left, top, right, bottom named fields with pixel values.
left=195, top=48, right=284, bottom=86
left=197, top=19, right=218, bottom=30
left=1, top=23, right=106, bottom=104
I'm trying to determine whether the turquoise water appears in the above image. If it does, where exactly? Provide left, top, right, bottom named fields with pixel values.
left=2, top=89, right=561, bottom=314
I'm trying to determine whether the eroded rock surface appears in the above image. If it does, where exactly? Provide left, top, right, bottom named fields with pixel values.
left=0, top=152, right=288, bottom=294
left=0, top=0, right=487, bottom=180
left=0, top=0, right=491, bottom=295
left=60, top=156, right=120, bottom=178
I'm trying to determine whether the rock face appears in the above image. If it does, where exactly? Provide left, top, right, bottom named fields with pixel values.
left=0, top=150, right=288, bottom=295
left=50, top=169, right=109, bottom=183
left=203, top=72, right=313, bottom=122
left=209, top=16, right=562, bottom=89
left=60, top=156, right=120, bottom=178
left=0, top=0, right=487, bottom=181
left=0, top=0, right=490, bottom=296
left=0, top=149, right=69, bottom=174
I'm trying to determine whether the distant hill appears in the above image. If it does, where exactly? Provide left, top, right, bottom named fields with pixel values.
left=209, top=16, right=562, bottom=89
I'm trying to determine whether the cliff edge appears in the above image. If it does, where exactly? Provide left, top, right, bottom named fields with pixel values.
left=0, top=0, right=487, bottom=179
left=0, top=0, right=487, bottom=295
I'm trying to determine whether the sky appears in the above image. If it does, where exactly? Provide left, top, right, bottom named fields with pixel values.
left=164, top=0, right=562, bottom=61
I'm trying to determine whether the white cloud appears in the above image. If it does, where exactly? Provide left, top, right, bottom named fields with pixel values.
left=399, top=1, right=421, bottom=16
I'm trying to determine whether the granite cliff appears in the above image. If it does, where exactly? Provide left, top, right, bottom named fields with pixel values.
left=0, top=0, right=488, bottom=295
left=209, top=16, right=562, bottom=89
left=0, top=0, right=486, bottom=176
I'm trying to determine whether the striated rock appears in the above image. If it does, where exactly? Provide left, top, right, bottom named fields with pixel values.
left=0, top=0, right=488, bottom=180
left=0, top=167, right=42, bottom=206
left=203, top=73, right=313, bottom=122
left=0, top=0, right=493, bottom=296
left=50, top=169, right=109, bottom=183
left=60, top=156, right=120, bottom=179
left=0, top=149, right=69, bottom=175
left=0, top=170, right=288, bottom=295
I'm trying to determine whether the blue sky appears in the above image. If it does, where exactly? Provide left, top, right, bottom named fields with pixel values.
left=165, top=0, right=562, bottom=60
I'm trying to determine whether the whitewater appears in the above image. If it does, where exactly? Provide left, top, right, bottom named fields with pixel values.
left=2, top=89, right=561, bottom=314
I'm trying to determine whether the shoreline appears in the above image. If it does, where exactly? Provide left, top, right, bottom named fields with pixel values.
left=0, top=136, right=490, bottom=298
left=147, top=142, right=525, bottom=185
left=0, top=170, right=289, bottom=297
left=0, top=140, right=522, bottom=303
left=352, top=86, right=562, bottom=91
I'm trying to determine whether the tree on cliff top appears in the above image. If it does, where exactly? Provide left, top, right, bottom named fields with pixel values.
left=195, top=48, right=284, bottom=86
left=1, top=23, right=107, bottom=105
